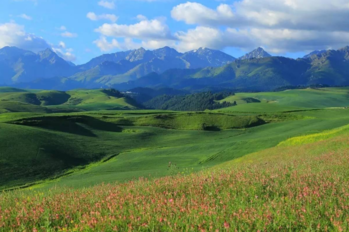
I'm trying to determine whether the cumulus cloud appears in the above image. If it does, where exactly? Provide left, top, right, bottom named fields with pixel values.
left=174, top=27, right=254, bottom=52
left=94, top=36, right=120, bottom=51
left=0, top=22, right=76, bottom=61
left=0, top=22, right=50, bottom=52
left=87, top=12, right=118, bottom=22
left=174, top=26, right=349, bottom=53
left=172, top=0, right=349, bottom=31
left=169, top=0, right=349, bottom=53
left=91, top=0, right=349, bottom=54
left=93, top=36, right=176, bottom=52
left=98, top=0, right=115, bottom=9
left=172, top=3, right=234, bottom=26
left=95, top=18, right=174, bottom=40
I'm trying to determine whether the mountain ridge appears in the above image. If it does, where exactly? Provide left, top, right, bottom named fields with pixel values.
left=239, top=47, right=272, bottom=60
left=1, top=45, right=349, bottom=92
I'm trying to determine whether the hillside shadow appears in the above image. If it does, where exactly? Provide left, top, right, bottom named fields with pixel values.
left=10, top=116, right=97, bottom=137
left=10, top=116, right=124, bottom=136
left=203, top=125, right=221, bottom=131
left=79, top=117, right=123, bottom=132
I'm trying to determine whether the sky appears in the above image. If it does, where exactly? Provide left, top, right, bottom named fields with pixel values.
left=1, top=0, right=349, bottom=64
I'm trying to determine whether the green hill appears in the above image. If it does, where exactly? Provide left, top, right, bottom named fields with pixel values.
left=217, top=87, right=349, bottom=113
left=0, top=101, right=47, bottom=113
left=3, top=123, right=349, bottom=231
left=0, top=88, right=140, bottom=112
left=144, top=91, right=236, bottom=111
left=1, top=87, right=349, bottom=191
left=0, top=121, right=98, bottom=189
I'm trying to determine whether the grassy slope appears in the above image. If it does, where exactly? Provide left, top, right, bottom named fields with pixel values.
left=0, top=120, right=108, bottom=190
left=0, top=101, right=47, bottom=113
left=0, top=112, right=264, bottom=190
left=0, top=88, right=139, bottom=112
left=2, top=117, right=349, bottom=231
left=1, top=87, right=349, bottom=190
left=34, top=109, right=349, bottom=189
left=217, top=87, right=349, bottom=112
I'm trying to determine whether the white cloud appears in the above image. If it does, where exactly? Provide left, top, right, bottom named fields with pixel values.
left=172, top=1, right=349, bottom=31
left=172, top=2, right=234, bottom=26
left=94, top=36, right=120, bottom=51
left=93, top=17, right=177, bottom=52
left=169, top=0, right=349, bottom=53
left=19, top=14, right=32, bottom=20
left=174, top=26, right=253, bottom=52
left=173, top=26, right=349, bottom=54
left=0, top=22, right=76, bottom=61
left=95, top=18, right=173, bottom=40
left=93, top=36, right=175, bottom=52
left=58, top=41, right=66, bottom=49
left=87, top=12, right=118, bottom=22
left=136, top=15, right=147, bottom=21
left=52, top=47, right=76, bottom=62
left=91, top=0, right=349, bottom=54
left=61, top=31, right=78, bottom=38
left=0, top=22, right=50, bottom=52
left=98, top=0, right=115, bottom=9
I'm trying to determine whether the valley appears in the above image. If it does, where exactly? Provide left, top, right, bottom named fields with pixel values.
left=1, top=86, right=349, bottom=191
left=2, top=0, right=349, bottom=230
left=1, top=86, right=349, bottom=230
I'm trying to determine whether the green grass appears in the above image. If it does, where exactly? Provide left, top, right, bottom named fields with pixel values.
left=0, top=87, right=139, bottom=112
left=0, top=87, right=28, bottom=93
left=0, top=101, right=47, bottom=113
left=217, top=87, right=349, bottom=113
left=18, top=108, right=349, bottom=190
left=1, top=87, right=349, bottom=191
left=104, top=112, right=264, bottom=130
left=2, top=121, right=349, bottom=231
left=2, top=87, right=349, bottom=230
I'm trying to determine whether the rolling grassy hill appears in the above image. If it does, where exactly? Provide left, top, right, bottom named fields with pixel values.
left=216, top=87, right=349, bottom=113
left=0, top=87, right=348, bottom=191
left=2, top=108, right=349, bottom=230
left=0, top=87, right=140, bottom=112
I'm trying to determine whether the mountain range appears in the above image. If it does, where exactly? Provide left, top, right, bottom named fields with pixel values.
left=239, top=47, right=271, bottom=60
left=1, top=45, right=349, bottom=91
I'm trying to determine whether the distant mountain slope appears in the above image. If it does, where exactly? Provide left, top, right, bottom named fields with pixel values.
left=70, top=47, right=236, bottom=86
left=303, top=50, right=327, bottom=59
left=305, top=47, right=349, bottom=86
left=0, top=46, right=236, bottom=87
left=239, top=47, right=272, bottom=60
left=2, top=45, right=349, bottom=91
left=0, top=47, right=75, bottom=84
left=181, top=47, right=236, bottom=69
left=115, top=46, right=349, bottom=91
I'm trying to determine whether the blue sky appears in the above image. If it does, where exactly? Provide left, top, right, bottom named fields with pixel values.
left=1, top=0, right=348, bottom=64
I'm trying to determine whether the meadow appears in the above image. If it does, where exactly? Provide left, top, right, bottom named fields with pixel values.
left=1, top=87, right=349, bottom=230
left=1, top=122, right=349, bottom=231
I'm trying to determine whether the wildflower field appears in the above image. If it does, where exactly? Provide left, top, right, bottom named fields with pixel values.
left=2, top=88, right=349, bottom=231
left=1, top=128, right=349, bottom=231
